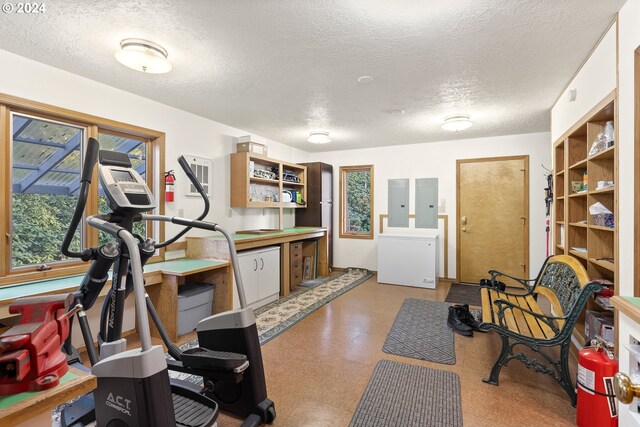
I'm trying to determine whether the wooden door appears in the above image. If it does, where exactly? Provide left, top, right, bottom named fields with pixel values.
left=457, top=156, right=529, bottom=283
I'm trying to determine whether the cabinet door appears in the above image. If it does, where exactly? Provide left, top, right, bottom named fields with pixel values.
left=257, top=248, right=280, bottom=300
left=237, top=252, right=259, bottom=306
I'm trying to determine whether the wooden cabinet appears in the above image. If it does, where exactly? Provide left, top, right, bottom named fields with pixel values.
left=230, top=152, right=307, bottom=209
left=295, top=162, right=333, bottom=267
left=236, top=246, right=281, bottom=309
left=553, top=93, right=617, bottom=347
left=290, top=242, right=303, bottom=287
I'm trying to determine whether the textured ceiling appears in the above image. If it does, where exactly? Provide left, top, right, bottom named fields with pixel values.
left=0, top=0, right=624, bottom=151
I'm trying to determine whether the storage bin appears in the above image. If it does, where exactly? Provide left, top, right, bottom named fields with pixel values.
left=592, top=213, right=614, bottom=228
left=177, top=282, right=214, bottom=336
left=237, top=141, right=268, bottom=156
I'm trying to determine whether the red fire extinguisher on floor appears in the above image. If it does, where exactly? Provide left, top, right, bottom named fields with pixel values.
left=577, top=338, right=618, bottom=427
left=165, top=170, right=175, bottom=203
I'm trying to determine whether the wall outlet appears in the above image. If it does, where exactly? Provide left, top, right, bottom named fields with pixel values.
left=178, top=208, right=184, bottom=217
left=262, top=209, right=266, bottom=216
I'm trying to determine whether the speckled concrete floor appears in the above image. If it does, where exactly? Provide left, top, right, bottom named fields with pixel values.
left=217, top=275, right=577, bottom=427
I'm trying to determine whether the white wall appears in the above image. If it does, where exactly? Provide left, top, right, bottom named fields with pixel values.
left=617, top=1, right=640, bottom=297
left=0, top=48, right=310, bottom=343
left=312, top=132, right=551, bottom=277
left=551, top=24, right=617, bottom=142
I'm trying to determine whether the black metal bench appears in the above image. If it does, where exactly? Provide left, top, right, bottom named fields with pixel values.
left=479, top=255, right=602, bottom=405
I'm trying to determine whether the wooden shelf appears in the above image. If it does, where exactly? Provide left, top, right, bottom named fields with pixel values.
left=556, top=170, right=565, bottom=176
left=231, top=151, right=307, bottom=209
left=556, top=196, right=565, bottom=200
left=250, top=176, right=279, bottom=185
left=569, top=158, right=588, bottom=170
left=553, top=94, right=616, bottom=354
left=569, top=249, right=588, bottom=260
left=568, top=192, right=588, bottom=198
left=589, top=225, right=615, bottom=232
left=589, top=145, right=615, bottom=161
left=589, top=186, right=615, bottom=195
left=589, top=258, right=615, bottom=271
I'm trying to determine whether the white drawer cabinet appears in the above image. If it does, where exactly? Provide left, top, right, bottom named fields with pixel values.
left=235, top=246, right=280, bottom=309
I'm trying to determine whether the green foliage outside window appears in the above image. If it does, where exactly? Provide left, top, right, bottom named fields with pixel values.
left=11, top=193, right=80, bottom=267
left=346, top=170, right=371, bottom=233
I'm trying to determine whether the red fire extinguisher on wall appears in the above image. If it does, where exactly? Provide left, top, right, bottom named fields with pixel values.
left=577, top=339, right=618, bottom=427
left=165, top=170, right=175, bottom=203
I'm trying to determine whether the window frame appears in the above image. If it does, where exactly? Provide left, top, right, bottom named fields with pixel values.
left=0, top=92, right=166, bottom=286
left=339, top=164, right=374, bottom=239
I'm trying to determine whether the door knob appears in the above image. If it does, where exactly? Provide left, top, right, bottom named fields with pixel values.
left=613, top=372, right=640, bottom=404
left=462, top=227, right=467, bottom=232
left=461, top=216, right=467, bottom=225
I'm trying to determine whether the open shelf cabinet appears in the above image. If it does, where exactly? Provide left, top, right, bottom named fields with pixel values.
left=230, top=151, right=307, bottom=209
left=553, top=93, right=617, bottom=348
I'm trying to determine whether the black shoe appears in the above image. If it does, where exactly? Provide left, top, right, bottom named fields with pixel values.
left=479, top=278, right=506, bottom=292
left=457, top=304, right=488, bottom=333
left=447, top=306, right=473, bottom=336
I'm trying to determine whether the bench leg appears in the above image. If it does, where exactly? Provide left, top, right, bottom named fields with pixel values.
left=483, top=334, right=509, bottom=385
left=559, top=341, right=577, bottom=407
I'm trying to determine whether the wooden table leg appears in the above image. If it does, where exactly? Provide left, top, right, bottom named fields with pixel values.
left=317, top=232, right=329, bottom=276
left=147, top=274, right=180, bottom=342
left=194, top=265, right=233, bottom=314
left=280, top=242, right=290, bottom=296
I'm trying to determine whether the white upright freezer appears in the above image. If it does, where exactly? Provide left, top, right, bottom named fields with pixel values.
left=377, top=233, right=439, bottom=289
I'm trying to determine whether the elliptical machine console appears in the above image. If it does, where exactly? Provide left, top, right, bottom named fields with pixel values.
left=60, top=139, right=275, bottom=427
left=98, top=150, right=155, bottom=213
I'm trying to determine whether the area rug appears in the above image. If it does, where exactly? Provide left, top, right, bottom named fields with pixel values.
left=445, top=282, right=482, bottom=307
left=382, top=299, right=456, bottom=365
left=349, top=359, right=463, bottom=427
left=253, top=267, right=373, bottom=344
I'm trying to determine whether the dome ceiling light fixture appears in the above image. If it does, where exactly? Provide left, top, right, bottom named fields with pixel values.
left=307, top=131, right=331, bottom=144
left=115, top=38, right=172, bottom=74
left=442, top=114, right=473, bottom=132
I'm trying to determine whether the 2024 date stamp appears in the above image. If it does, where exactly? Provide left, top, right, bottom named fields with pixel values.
left=2, top=2, right=46, bottom=13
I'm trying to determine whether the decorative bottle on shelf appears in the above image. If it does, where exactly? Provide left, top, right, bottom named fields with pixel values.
left=583, top=170, right=588, bottom=192
left=603, top=121, right=614, bottom=147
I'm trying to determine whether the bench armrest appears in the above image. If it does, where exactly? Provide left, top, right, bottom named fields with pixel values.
left=479, top=283, right=535, bottom=298
left=488, top=270, right=537, bottom=293
left=494, top=299, right=563, bottom=335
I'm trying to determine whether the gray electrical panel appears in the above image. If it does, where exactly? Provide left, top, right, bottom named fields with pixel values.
left=415, top=178, right=438, bottom=228
left=388, top=179, right=410, bottom=227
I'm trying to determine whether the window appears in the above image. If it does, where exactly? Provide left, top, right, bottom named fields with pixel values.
left=339, top=165, right=374, bottom=239
left=0, top=93, right=165, bottom=285
left=10, top=114, right=85, bottom=269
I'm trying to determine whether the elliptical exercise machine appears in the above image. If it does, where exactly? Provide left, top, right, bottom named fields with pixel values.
left=60, top=138, right=275, bottom=426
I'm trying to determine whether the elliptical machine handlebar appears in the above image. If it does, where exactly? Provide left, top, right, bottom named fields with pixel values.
left=142, top=214, right=249, bottom=309
left=154, top=155, right=210, bottom=249
left=61, top=137, right=100, bottom=260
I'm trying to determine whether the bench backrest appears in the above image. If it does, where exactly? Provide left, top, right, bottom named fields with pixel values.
left=536, top=255, right=592, bottom=316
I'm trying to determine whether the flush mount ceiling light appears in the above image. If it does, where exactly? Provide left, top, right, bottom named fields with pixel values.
left=115, top=38, right=172, bottom=74
left=442, top=114, right=473, bottom=132
left=307, top=131, right=331, bottom=144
